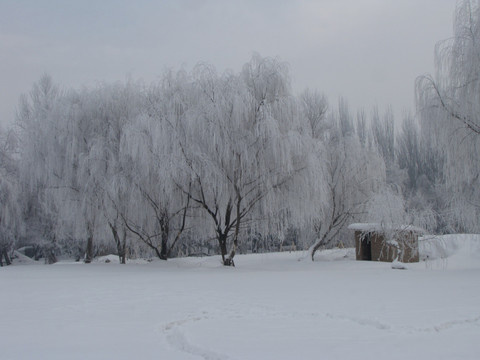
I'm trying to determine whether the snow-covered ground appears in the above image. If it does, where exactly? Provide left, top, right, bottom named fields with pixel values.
left=1, top=235, right=479, bottom=360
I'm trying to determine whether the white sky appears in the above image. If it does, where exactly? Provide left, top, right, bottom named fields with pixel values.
left=0, top=0, right=456, bottom=127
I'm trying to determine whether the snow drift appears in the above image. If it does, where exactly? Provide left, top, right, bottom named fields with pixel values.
left=419, top=233, right=480, bottom=268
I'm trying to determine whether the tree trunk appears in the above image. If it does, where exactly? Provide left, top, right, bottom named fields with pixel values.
left=119, top=252, right=126, bottom=264
left=166, top=195, right=190, bottom=259
left=310, top=239, right=324, bottom=261
left=119, top=227, right=127, bottom=265
left=218, top=233, right=228, bottom=264
left=84, top=235, right=93, bottom=263
left=44, top=246, right=57, bottom=264
left=224, top=195, right=241, bottom=267
left=159, top=229, right=169, bottom=260
left=1, top=248, right=12, bottom=266
left=84, top=220, right=95, bottom=263
left=225, top=239, right=237, bottom=267
left=310, top=229, right=331, bottom=261
left=109, top=222, right=126, bottom=264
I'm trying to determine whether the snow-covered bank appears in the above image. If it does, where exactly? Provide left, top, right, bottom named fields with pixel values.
left=419, top=233, right=480, bottom=269
left=1, top=237, right=479, bottom=360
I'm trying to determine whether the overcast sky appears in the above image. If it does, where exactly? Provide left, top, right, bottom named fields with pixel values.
left=0, top=0, right=456, bottom=127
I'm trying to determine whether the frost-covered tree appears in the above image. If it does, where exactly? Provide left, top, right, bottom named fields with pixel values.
left=416, top=0, right=480, bottom=233
left=0, top=128, right=20, bottom=266
left=417, top=0, right=480, bottom=136
left=118, top=103, right=190, bottom=261
left=309, top=109, right=385, bottom=260
left=16, top=77, right=144, bottom=263
left=299, top=89, right=328, bottom=139
left=356, top=108, right=368, bottom=148
left=90, top=81, right=151, bottom=262
left=371, top=106, right=395, bottom=166
left=175, top=56, right=315, bottom=265
left=13, top=55, right=431, bottom=264
left=395, top=113, right=444, bottom=233
left=338, top=97, right=355, bottom=138
left=15, top=74, right=65, bottom=263
left=397, top=114, right=421, bottom=193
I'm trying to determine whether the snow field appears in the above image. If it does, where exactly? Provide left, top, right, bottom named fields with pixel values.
left=1, top=240, right=479, bottom=360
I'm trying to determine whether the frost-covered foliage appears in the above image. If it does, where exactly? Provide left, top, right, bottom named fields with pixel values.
left=308, top=102, right=387, bottom=260
left=15, top=75, right=65, bottom=263
left=172, top=57, right=326, bottom=265
left=10, top=58, right=330, bottom=264
left=10, top=36, right=480, bottom=265
left=9, top=56, right=427, bottom=265
left=9, top=57, right=387, bottom=263
left=0, top=128, right=20, bottom=265
left=416, top=0, right=480, bottom=234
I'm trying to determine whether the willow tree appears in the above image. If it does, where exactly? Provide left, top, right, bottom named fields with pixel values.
left=117, top=104, right=191, bottom=260
left=176, top=56, right=315, bottom=266
left=15, top=74, right=66, bottom=263
left=0, top=129, right=20, bottom=266
left=416, top=0, right=480, bottom=233
left=59, top=81, right=150, bottom=263
left=308, top=105, right=385, bottom=261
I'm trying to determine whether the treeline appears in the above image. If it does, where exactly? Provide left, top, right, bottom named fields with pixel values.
left=1, top=1, right=479, bottom=265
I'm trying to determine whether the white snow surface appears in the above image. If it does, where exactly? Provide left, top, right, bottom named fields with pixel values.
left=1, top=235, right=479, bottom=360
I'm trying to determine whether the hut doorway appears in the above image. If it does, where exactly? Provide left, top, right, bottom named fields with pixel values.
left=359, top=233, right=372, bottom=260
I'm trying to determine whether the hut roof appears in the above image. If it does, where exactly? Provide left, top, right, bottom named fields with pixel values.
left=347, top=223, right=426, bottom=234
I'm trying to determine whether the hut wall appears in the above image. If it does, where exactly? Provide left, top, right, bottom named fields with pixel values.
left=354, top=229, right=419, bottom=263
left=396, top=231, right=420, bottom=263
left=371, top=232, right=396, bottom=262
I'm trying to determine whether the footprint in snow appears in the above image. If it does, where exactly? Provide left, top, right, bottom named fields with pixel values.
left=163, top=315, right=232, bottom=360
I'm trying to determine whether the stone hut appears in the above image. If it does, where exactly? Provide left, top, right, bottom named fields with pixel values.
left=348, top=223, right=425, bottom=263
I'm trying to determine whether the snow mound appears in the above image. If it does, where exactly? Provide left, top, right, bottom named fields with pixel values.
left=391, top=260, right=408, bottom=270
left=11, top=250, right=38, bottom=265
left=419, top=234, right=480, bottom=268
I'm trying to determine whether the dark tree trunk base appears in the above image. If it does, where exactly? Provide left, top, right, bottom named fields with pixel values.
left=85, top=235, right=94, bottom=264
left=1, top=249, right=12, bottom=266
left=223, top=258, right=235, bottom=267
